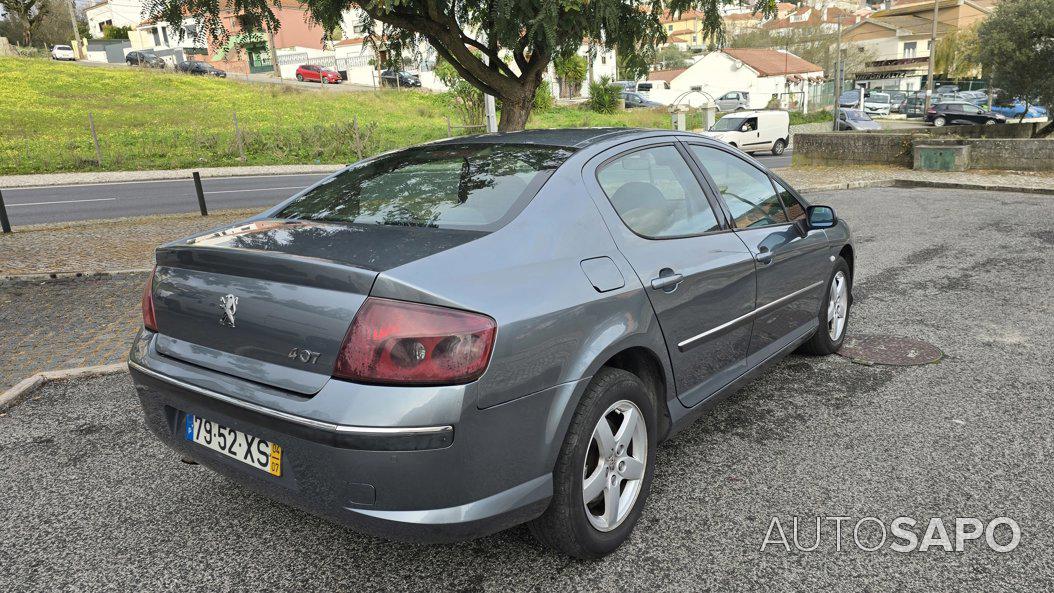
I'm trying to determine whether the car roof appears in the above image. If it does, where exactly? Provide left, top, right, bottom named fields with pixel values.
left=428, top=128, right=677, bottom=149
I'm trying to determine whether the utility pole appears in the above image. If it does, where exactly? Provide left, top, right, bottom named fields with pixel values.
left=924, top=0, right=939, bottom=112
left=65, top=0, right=83, bottom=59
left=833, top=15, right=843, bottom=131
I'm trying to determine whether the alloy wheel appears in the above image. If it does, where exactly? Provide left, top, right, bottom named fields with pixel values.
left=828, top=270, right=849, bottom=341
left=582, top=399, right=647, bottom=532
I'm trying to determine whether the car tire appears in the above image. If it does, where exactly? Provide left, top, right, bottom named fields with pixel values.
left=772, top=138, right=787, bottom=156
left=296, top=74, right=304, bottom=82
left=799, top=257, right=852, bottom=356
left=933, top=116, right=946, bottom=127
left=985, top=119, right=996, bottom=125
left=528, top=367, right=657, bottom=559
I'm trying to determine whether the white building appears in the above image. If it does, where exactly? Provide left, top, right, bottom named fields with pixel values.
left=85, top=0, right=146, bottom=39
left=647, top=48, right=824, bottom=110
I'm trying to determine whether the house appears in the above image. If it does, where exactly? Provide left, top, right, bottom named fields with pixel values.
left=128, top=18, right=207, bottom=65
left=761, top=5, right=861, bottom=36
left=647, top=48, right=824, bottom=109
left=657, top=4, right=795, bottom=49
left=204, top=1, right=336, bottom=75
left=85, top=0, right=144, bottom=38
left=842, top=0, right=990, bottom=90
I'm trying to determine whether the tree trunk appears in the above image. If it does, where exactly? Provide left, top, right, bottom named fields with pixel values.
left=497, top=74, right=542, bottom=132
left=498, top=92, right=533, bottom=131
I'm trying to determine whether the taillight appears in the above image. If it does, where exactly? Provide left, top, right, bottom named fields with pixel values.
left=141, top=267, right=158, bottom=331
left=334, top=298, right=496, bottom=386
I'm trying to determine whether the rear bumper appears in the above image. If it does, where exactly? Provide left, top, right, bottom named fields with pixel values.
left=128, top=330, right=581, bottom=542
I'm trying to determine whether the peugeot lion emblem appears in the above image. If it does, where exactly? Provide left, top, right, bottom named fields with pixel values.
left=220, top=294, right=239, bottom=327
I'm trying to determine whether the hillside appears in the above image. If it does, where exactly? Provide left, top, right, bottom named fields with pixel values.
left=0, top=57, right=669, bottom=175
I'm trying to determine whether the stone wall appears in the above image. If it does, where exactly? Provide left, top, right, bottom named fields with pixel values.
left=793, top=122, right=1052, bottom=170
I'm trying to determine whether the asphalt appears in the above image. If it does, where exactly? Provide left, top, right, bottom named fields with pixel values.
left=2, top=186, right=1052, bottom=591
left=0, top=173, right=331, bottom=226
left=1, top=152, right=793, bottom=225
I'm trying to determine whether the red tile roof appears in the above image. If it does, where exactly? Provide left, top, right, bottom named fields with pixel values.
left=722, top=48, right=823, bottom=76
left=648, top=67, right=688, bottom=83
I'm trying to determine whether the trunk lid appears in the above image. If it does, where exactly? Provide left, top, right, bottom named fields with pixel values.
left=150, top=219, right=484, bottom=395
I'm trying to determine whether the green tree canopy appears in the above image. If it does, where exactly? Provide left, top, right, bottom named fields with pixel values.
left=146, top=0, right=778, bottom=130
left=978, top=0, right=1054, bottom=132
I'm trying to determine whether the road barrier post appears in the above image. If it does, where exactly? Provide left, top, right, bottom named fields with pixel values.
left=89, top=112, right=103, bottom=166
left=0, top=189, right=11, bottom=233
left=233, top=112, right=245, bottom=160
left=193, top=172, right=208, bottom=216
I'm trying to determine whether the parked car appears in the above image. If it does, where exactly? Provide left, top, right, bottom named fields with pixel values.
left=635, top=81, right=654, bottom=95
left=834, top=108, right=882, bottom=131
left=715, top=91, right=750, bottom=111
left=50, top=44, right=75, bottom=61
left=902, top=92, right=927, bottom=118
left=888, top=91, right=907, bottom=113
left=936, top=84, right=960, bottom=95
left=129, top=128, right=853, bottom=559
left=990, top=96, right=1048, bottom=119
left=380, top=69, right=421, bottom=87
left=176, top=60, right=227, bottom=78
left=622, top=91, right=663, bottom=109
left=838, top=89, right=864, bottom=109
left=126, top=51, right=165, bottom=68
left=700, top=110, right=790, bottom=155
left=925, top=101, right=1006, bottom=126
left=295, top=64, right=342, bottom=84
left=863, top=92, right=892, bottom=116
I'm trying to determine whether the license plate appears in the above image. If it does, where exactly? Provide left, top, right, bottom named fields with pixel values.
left=184, top=414, right=282, bottom=476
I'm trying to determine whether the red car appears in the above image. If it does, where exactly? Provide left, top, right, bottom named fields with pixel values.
left=295, top=64, right=342, bottom=84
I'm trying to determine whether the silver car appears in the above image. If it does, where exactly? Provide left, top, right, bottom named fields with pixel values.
left=129, top=129, right=854, bottom=558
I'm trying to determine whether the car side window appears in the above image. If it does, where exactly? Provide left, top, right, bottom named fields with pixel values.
left=721, top=92, right=736, bottom=100
left=689, top=145, right=789, bottom=228
left=743, top=117, right=758, bottom=132
left=597, top=146, right=721, bottom=239
left=774, top=180, right=806, bottom=221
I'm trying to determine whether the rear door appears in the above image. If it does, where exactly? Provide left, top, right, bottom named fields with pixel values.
left=584, top=139, right=757, bottom=406
left=685, top=143, right=830, bottom=362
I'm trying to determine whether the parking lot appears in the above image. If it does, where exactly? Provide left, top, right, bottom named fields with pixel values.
left=2, top=187, right=1052, bottom=591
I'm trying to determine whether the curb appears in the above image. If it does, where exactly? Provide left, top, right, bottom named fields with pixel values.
left=891, top=178, right=1054, bottom=196
left=0, top=164, right=345, bottom=189
left=0, top=268, right=151, bottom=285
left=0, top=363, right=128, bottom=411
left=797, top=179, right=896, bottom=193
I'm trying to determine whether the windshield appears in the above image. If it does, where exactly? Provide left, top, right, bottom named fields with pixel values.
left=868, top=93, right=890, bottom=103
left=846, top=110, right=872, bottom=122
left=277, top=144, right=575, bottom=230
left=711, top=117, right=746, bottom=132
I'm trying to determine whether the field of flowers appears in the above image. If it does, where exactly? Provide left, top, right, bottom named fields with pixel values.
left=0, top=57, right=669, bottom=175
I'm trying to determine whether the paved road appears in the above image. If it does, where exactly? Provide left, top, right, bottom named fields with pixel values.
left=1, top=173, right=331, bottom=226
left=2, top=187, right=1051, bottom=591
left=2, top=151, right=793, bottom=225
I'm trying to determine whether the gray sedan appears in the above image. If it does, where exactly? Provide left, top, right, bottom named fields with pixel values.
left=128, top=129, right=854, bottom=558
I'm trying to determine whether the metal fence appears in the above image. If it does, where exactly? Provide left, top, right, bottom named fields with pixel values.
left=275, top=52, right=309, bottom=66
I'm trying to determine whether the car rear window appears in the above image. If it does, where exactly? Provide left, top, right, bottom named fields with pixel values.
left=277, top=144, right=575, bottom=231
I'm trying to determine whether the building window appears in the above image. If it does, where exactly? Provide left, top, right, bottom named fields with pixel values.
left=904, top=41, right=916, bottom=59
left=668, top=24, right=673, bottom=31
left=151, top=27, right=161, bottom=46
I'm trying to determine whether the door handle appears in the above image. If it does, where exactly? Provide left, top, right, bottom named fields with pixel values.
left=651, top=273, right=684, bottom=291
left=755, top=249, right=774, bottom=265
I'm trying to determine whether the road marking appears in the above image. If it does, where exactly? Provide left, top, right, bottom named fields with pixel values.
left=203, top=186, right=307, bottom=195
left=7, top=173, right=332, bottom=192
left=6, top=197, right=117, bottom=207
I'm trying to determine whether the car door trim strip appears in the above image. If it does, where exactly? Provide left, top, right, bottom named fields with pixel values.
left=677, top=280, right=825, bottom=351
left=128, top=361, right=454, bottom=436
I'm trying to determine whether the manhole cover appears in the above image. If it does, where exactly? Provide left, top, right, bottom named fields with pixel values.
left=838, top=334, right=943, bottom=366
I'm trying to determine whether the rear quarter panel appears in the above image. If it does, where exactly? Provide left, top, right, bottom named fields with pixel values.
left=370, top=148, right=673, bottom=410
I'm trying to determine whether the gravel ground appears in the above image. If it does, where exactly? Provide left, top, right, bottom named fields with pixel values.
left=1, top=187, right=1053, bottom=591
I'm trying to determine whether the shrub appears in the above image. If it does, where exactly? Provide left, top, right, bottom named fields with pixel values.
left=588, top=76, right=622, bottom=114
left=533, top=82, right=554, bottom=111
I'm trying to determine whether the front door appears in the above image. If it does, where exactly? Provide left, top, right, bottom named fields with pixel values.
left=585, top=141, right=757, bottom=406
left=686, top=143, right=831, bottom=363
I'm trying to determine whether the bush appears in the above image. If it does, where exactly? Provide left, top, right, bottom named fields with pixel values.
left=588, top=76, right=622, bottom=114
left=533, top=82, right=554, bottom=111
left=789, top=111, right=832, bottom=125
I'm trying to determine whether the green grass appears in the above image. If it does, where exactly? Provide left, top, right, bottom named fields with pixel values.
left=0, top=57, right=670, bottom=175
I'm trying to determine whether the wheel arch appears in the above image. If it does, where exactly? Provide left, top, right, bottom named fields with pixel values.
left=599, top=346, right=673, bottom=441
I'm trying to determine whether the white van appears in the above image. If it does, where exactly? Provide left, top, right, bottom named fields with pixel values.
left=700, top=110, right=791, bottom=156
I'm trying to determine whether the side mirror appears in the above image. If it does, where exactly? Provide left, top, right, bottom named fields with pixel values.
left=807, top=205, right=837, bottom=229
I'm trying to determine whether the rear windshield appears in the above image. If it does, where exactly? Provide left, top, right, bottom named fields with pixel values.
left=277, top=144, right=574, bottom=231
left=55, top=45, right=72, bottom=50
